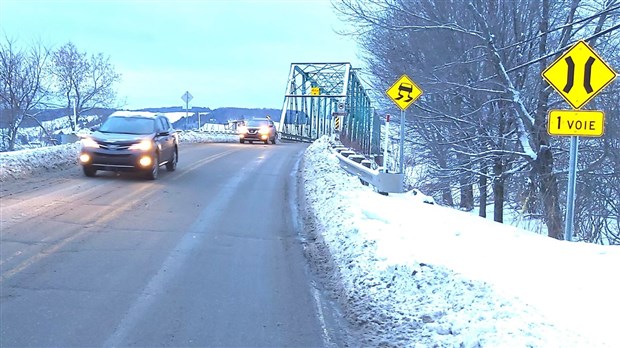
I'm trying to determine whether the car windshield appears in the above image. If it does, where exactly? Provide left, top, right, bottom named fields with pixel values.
left=246, top=120, right=270, bottom=127
left=99, top=117, right=155, bottom=134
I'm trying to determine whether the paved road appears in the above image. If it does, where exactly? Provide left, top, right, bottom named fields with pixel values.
left=1, top=142, right=344, bottom=347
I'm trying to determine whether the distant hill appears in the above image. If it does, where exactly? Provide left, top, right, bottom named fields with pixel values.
left=171, top=107, right=281, bottom=130
left=0, top=108, right=116, bottom=128
left=129, top=106, right=280, bottom=122
left=133, top=106, right=212, bottom=114
left=3, top=106, right=280, bottom=126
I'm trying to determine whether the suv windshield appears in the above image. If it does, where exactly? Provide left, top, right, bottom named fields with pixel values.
left=246, top=120, right=270, bottom=127
left=99, top=117, right=155, bottom=134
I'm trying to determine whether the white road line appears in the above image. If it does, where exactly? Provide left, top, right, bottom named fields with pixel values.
left=103, top=153, right=255, bottom=347
left=289, top=153, right=333, bottom=347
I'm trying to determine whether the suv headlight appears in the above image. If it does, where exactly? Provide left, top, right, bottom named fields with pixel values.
left=238, top=126, right=248, bottom=134
left=129, top=140, right=153, bottom=151
left=81, top=138, right=100, bottom=148
left=258, top=126, right=269, bottom=135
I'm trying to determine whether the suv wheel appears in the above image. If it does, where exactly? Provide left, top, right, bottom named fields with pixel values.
left=146, top=154, right=159, bottom=180
left=166, top=149, right=177, bottom=172
left=83, top=166, right=97, bottom=177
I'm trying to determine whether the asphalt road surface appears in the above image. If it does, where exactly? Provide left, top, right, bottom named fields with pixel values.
left=1, top=142, right=346, bottom=347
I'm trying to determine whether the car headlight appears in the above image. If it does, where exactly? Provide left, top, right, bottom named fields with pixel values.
left=238, top=126, right=248, bottom=134
left=81, top=138, right=100, bottom=148
left=258, top=126, right=269, bottom=135
left=139, top=155, right=153, bottom=167
left=79, top=153, right=91, bottom=163
left=129, top=140, right=153, bottom=151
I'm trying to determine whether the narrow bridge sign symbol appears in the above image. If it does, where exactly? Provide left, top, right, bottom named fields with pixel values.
left=542, top=40, right=616, bottom=109
left=386, top=74, right=422, bottom=110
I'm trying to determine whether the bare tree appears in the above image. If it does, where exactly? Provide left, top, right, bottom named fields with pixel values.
left=334, top=0, right=619, bottom=241
left=50, top=42, right=120, bottom=131
left=0, top=37, right=50, bottom=151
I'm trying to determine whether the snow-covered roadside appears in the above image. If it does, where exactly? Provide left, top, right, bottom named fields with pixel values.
left=0, top=131, right=237, bottom=182
left=0, top=143, right=82, bottom=182
left=301, top=137, right=613, bottom=347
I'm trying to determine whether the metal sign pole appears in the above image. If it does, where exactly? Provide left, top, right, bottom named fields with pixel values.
left=399, top=109, right=405, bottom=173
left=384, top=114, right=390, bottom=172
left=564, top=136, right=579, bottom=241
left=181, top=91, right=193, bottom=130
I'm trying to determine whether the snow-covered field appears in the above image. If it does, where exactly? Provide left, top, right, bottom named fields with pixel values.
left=1, top=134, right=618, bottom=347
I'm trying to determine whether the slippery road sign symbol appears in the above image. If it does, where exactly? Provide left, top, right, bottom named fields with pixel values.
left=386, top=75, right=422, bottom=110
left=395, top=83, right=414, bottom=102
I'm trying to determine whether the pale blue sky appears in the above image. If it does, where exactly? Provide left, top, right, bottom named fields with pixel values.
left=0, top=0, right=364, bottom=109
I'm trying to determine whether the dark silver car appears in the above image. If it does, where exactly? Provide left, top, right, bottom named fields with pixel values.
left=238, top=118, right=277, bottom=144
left=78, top=113, right=179, bottom=179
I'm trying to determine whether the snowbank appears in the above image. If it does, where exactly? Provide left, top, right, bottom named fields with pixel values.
left=301, top=137, right=615, bottom=347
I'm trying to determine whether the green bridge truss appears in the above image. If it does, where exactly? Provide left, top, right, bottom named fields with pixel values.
left=277, top=62, right=381, bottom=157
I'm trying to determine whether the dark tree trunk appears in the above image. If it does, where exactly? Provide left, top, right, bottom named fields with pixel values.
left=437, top=155, right=454, bottom=206
left=460, top=178, right=474, bottom=211
left=524, top=174, right=538, bottom=215
left=479, top=167, right=488, bottom=218
left=535, top=147, right=564, bottom=239
left=493, top=157, right=504, bottom=223
left=442, top=187, right=454, bottom=206
left=533, top=0, right=563, bottom=239
left=459, top=160, right=474, bottom=211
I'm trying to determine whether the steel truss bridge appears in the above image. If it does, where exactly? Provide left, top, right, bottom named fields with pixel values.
left=277, top=63, right=381, bottom=157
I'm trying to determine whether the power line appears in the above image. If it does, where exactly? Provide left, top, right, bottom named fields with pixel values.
left=506, top=22, right=620, bottom=74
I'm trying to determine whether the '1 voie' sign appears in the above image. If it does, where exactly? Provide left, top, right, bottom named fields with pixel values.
left=547, top=110, right=604, bottom=137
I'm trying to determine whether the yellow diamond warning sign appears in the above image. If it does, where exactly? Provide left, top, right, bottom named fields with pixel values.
left=548, top=110, right=605, bottom=137
left=386, top=75, right=422, bottom=110
left=542, top=40, right=616, bottom=110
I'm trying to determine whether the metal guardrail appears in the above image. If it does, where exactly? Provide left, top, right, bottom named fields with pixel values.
left=183, top=129, right=317, bottom=143
left=280, top=133, right=314, bottom=143
left=331, top=143, right=404, bottom=194
left=192, top=130, right=237, bottom=135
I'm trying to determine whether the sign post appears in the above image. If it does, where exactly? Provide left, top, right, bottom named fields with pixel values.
left=332, top=101, right=346, bottom=136
left=541, top=40, right=616, bottom=241
left=384, top=114, right=390, bottom=172
left=385, top=74, right=422, bottom=174
left=181, top=91, right=193, bottom=130
left=565, top=136, right=579, bottom=241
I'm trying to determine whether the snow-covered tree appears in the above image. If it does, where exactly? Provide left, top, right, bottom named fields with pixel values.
left=335, top=0, right=619, bottom=242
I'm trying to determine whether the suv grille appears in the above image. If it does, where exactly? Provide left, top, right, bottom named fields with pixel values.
left=99, top=142, right=132, bottom=150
